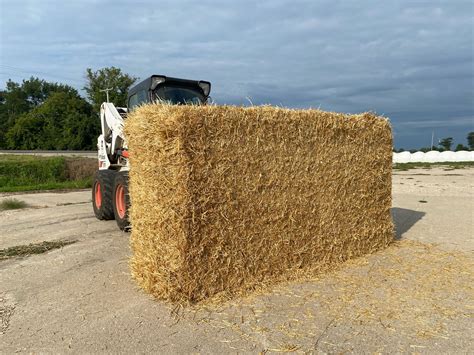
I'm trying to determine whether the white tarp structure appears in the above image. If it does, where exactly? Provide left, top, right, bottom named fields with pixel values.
left=393, top=150, right=474, bottom=163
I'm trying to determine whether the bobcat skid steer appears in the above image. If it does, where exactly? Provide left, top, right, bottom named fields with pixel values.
left=92, top=75, right=211, bottom=230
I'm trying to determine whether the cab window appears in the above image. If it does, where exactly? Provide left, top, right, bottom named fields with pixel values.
left=137, top=90, right=147, bottom=104
left=128, top=93, right=138, bottom=109
left=153, top=86, right=204, bottom=105
left=128, top=90, right=149, bottom=110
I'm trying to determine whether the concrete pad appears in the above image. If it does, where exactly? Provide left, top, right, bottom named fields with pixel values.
left=0, top=168, right=472, bottom=353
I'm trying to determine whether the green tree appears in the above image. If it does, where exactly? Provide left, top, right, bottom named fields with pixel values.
left=455, top=143, right=469, bottom=151
left=6, top=91, right=99, bottom=150
left=83, top=67, right=137, bottom=113
left=438, top=137, right=453, bottom=151
left=467, top=132, right=474, bottom=150
left=0, top=77, right=77, bottom=148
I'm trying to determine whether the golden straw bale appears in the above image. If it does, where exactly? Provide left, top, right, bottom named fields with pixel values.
left=125, top=104, right=394, bottom=304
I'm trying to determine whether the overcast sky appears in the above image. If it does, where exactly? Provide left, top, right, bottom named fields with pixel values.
left=0, top=0, right=472, bottom=148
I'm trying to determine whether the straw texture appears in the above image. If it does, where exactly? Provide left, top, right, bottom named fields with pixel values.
left=125, top=104, right=394, bottom=304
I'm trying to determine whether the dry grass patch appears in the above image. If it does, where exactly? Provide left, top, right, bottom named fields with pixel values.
left=0, top=240, right=77, bottom=260
left=180, top=240, right=474, bottom=353
left=64, top=157, right=97, bottom=180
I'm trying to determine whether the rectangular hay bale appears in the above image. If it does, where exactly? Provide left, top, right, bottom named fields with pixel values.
left=125, top=105, right=394, bottom=303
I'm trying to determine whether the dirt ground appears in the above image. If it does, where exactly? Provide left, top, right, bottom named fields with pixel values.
left=0, top=167, right=472, bottom=353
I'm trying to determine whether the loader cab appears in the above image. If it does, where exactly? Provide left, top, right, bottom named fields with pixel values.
left=127, top=75, right=211, bottom=111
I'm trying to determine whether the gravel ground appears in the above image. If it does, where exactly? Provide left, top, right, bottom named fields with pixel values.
left=0, top=167, right=472, bottom=353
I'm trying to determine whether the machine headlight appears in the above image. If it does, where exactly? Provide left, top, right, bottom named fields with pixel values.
left=198, top=81, right=211, bottom=97
left=151, top=76, right=166, bottom=90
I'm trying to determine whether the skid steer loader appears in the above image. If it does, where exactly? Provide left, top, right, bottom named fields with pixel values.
left=92, top=75, right=211, bottom=230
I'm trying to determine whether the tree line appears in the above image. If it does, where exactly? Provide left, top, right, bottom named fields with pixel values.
left=394, top=133, right=474, bottom=153
left=0, top=67, right=136, bottom=150
left=1, top=68, right=473, bottom=151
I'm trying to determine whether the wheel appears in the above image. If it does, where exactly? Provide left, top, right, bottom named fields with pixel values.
left=92, top=170, right=116, bottom=220
left=113, top=172, right=131, bottom=231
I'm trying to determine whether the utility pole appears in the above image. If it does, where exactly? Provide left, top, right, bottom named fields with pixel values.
left=431, top=130, right=434, bottom=150
left=100, top=88, right=112, bottom=102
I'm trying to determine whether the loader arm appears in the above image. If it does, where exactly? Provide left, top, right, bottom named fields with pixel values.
left=97, top=102, right=128, bottom=170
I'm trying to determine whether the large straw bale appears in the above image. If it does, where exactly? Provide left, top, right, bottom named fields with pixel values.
left=125, top=104, right=394, bottom=304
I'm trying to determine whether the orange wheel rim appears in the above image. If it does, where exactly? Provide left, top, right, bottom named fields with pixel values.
left=115, top=184, right=126, bottom=219
left=95, top=182, right=102, bottom=208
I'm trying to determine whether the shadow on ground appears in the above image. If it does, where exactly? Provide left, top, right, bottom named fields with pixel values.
left=391, top=207, right=425, bottom=240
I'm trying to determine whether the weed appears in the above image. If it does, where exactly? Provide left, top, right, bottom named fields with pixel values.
left=0, top=198, right=28, bottom=211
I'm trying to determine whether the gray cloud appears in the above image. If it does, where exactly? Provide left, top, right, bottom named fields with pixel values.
left=0, top=0, right=472, bottom=148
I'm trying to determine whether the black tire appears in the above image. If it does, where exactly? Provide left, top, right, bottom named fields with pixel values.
left=112, top=172, right=131, bottom=231
left=92, top=170, right=115, bottom=220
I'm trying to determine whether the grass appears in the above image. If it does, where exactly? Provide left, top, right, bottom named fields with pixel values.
left=0, top=155, right=470, bottom=191
left=0, top=155, right=96, bottom=192
left=0, top=240, right=77, bottom=260
left=0, top=198, right=28, bottom=211
left=0, top=179, right=92, bottom=193
left=393, top=161, right=474, bottom=171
